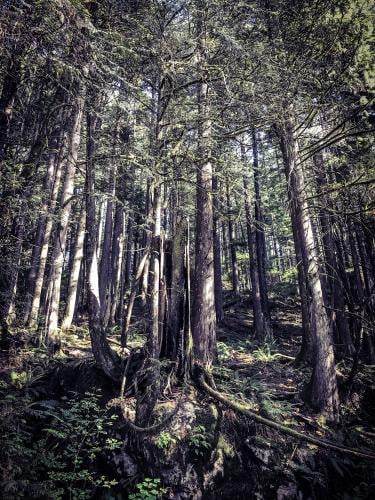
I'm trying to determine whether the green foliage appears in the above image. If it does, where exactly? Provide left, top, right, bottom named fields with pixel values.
left=189, top=425, right=212, bottom=457
left=129, top=477, right=167, bottom=500
left=154, top=431, right=177, bottom=450
left=252, top=341, right=278, bottom=363
left=9, top=370, right=30, bottom=388
left=217, top=341, right=232, bottom=363
left=0, top=384, right=122, bottom=499
left=260, top=395, right=298, bottom=421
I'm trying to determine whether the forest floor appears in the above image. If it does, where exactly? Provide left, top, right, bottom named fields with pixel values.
left=1, top=298, right=375, bottom=499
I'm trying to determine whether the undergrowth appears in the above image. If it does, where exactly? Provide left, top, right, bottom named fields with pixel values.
left=0, top=380, right=121, bottom=499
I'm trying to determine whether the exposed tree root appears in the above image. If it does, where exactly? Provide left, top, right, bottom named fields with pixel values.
left=198, top=372, right=375, bottom=460
left=118, top=396, right=182, bottom=434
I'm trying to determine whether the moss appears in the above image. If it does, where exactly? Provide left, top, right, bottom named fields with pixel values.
left=217, top=435, right=235, bottom=458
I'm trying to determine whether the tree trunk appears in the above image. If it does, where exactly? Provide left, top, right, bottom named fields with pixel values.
left=99, top=147, right=117, bottom=321
left=277, top=118, right=339, bottom=422
left=27, top=129, right=66, bottom=328
left=213, top=176, right=224, bottom=322
left=192, top=0, right=216, bottom=368
left=226, top=180, right=239, bottom=295
left=46, top=80, right=85, bottom=349
left=23, top=129, right=61, bottom=323
left=0, top=123, right=47, bottom=325
left=61, top=200, right=86, bottom=330
left=163, top=210, right=186, bottom=359
left=108, top=201, right=125, bottom=325
left=141, top=177, right=152, bottom=307
left=314, top=153, right=354, bottom=357
left=252, top=129, right=272, bottom=338
left=242, top=143, right=267, bottom=341
left=86, top=107, right=120, bottom=381
left=243, top=171, right=266, bottom=340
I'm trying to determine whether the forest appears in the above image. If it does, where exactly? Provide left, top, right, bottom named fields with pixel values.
left=0, top=0, right=374, bottom=498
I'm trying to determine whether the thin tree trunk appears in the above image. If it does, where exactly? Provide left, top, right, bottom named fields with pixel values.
left=141, top=177, right=152, bottom=307
left=61, top=200, right=86, bottom=330
left=99, top=146, right=117, bottom=320
left=108, top=201, right=125, bottom=325
left=28, top=130, right=66, bottom=328
left=242, top=143, right=267, bottom=341
left=226, top=180, right=239, bottom=295
left=213, top=176, right=224, bottom=322
left=122, top=247, right=151, bottom=345
left=24, top=128, right=63, bottom=322
left=252, top=129, right=272, bottom=338
left=314, top=153, right=354, bottom=357
left=0, top=123, right=47, bottom=324
left=46, top=81, right=85, bottom=349
left=243, top=170, right=265, bottom=340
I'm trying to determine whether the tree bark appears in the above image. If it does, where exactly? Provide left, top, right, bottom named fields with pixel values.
left=27, top=128, right=66, bottom=328
left=61, top=200, right=86, bottom=330
left=192, top=0, right=216, bottom=368
left=24, top=127, right=64, bottom=323
left=108, top=200, right=125, bottom=326
left=213, top=176, right=224, bottom=322
left=226, top=180, right=239, bottom=295
left=242, top=143, right=267, bottom=341
left=163, top=210, right=186, bottom=359
left=277, top=118, right=339, bottom=422
left=85, top=107, right=120, bottom=381
left=252, top=129, right=272, bottom=338
left=46, top=80, right=85, bottom=349
left=99, top=137, right=118, bottom=321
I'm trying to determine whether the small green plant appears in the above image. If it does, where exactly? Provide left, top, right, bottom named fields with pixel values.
left=217, top=341, right=231, bottom=362
left=189, top=425, right=211, bottom=457
left=252, top=341, right=278, bottom=362
left=9, top=370, right=31, bottom=388
left=154, top=431, right=177, bottom=450
left=261, top=395, right=297, bottom=420
left=129, top=477, right=167, bottom=499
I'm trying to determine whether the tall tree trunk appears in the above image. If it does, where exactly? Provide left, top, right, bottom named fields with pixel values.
left=314, top=153, right=354, bottom=357
left=291, top=207, right=314, bottom=364
left=242, top=143, right=267, bottom=341
left=213, top=176, right=224, bottom=322
left=27, top=129, right=66, bottom=328
left=24, top=127, right=63, bottom=323
left=141, top=177, right=152, bottom=307
left=46, top=80, right=85, bottom=349
left=99, top=138, right=117, bottom=321
left=243, top=170, right=266, bottom=340
left=226, top=180, right=239, bottom=295
left=162, top=210, right=186, bottom=359
left=136, top=80, right=164, bottom=426
left=192, top=0, right=216, bottom=368
left=61, top=200, right=86, bottom=330
left=86, top=107, right=120, bottom=381
left=277, top=118, right=339, bottom=422
left=252, top=129, right=272, bottom=338
left=108, top=201, right=125, bottom=325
